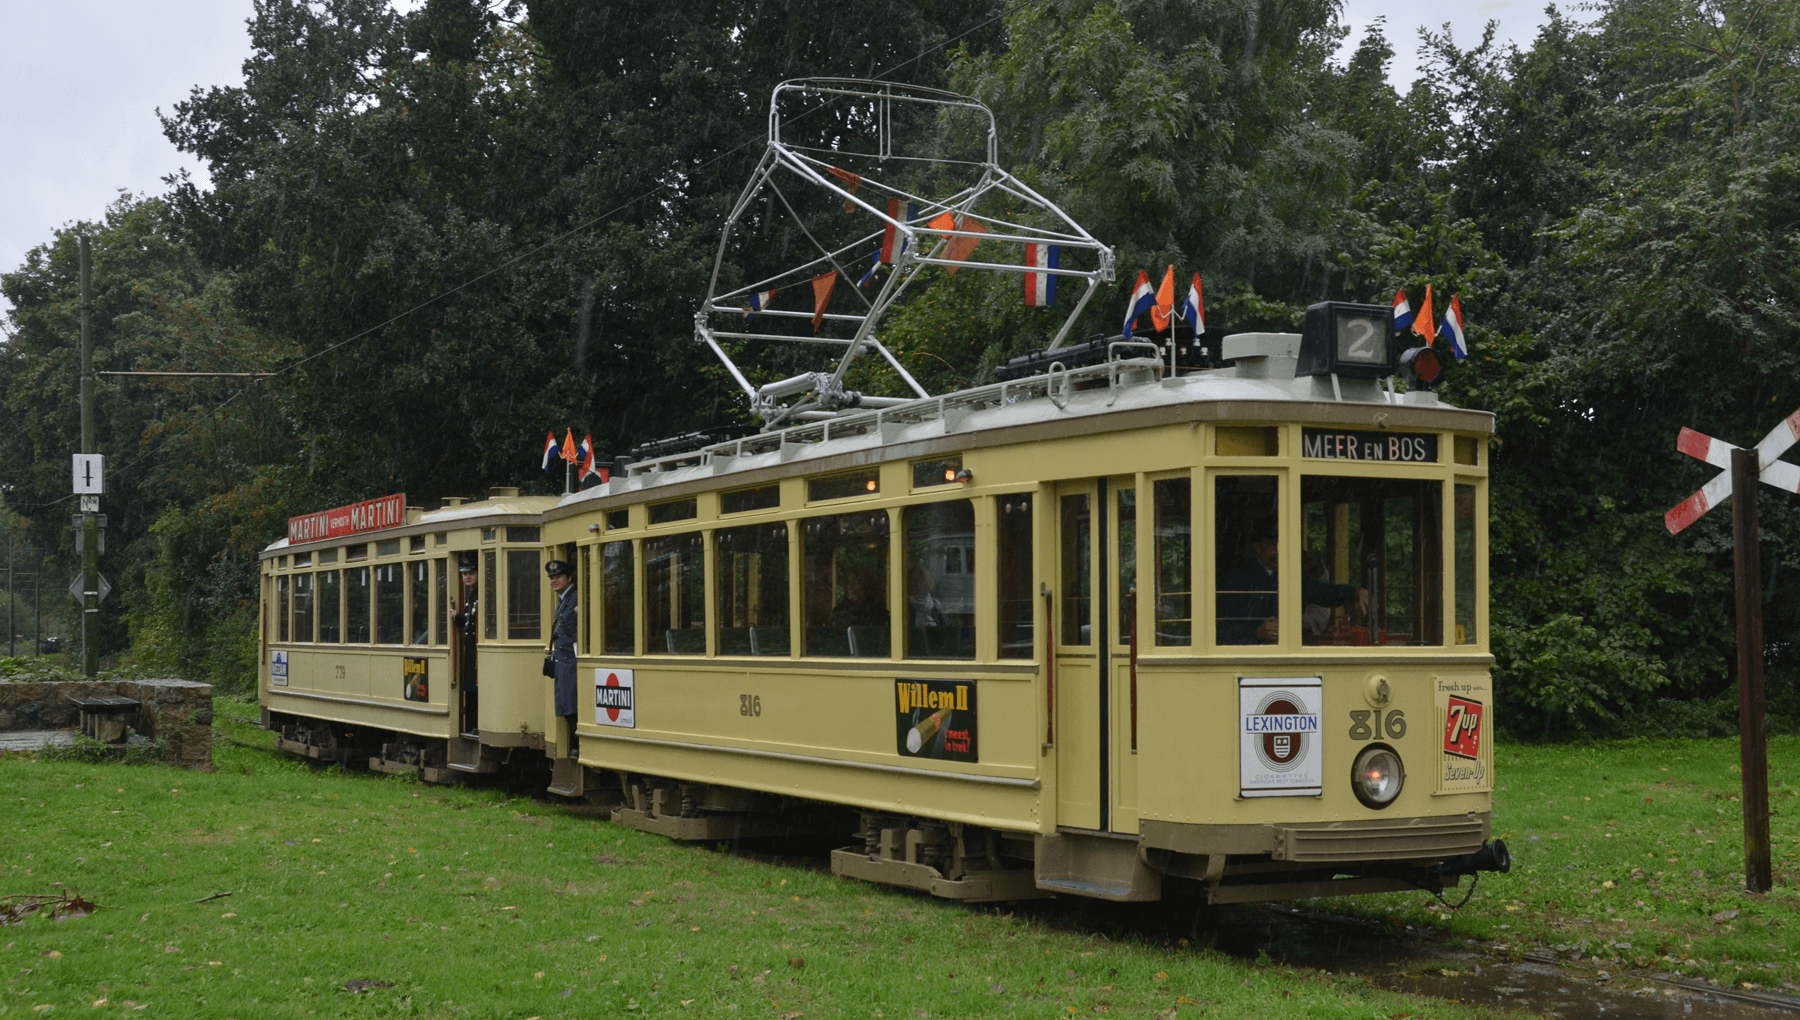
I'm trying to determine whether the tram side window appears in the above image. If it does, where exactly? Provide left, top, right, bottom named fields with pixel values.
left=347, top=566, right=371, bottom=643
left=292, top=572, right=314, bottom=642
left=409, top=560, right=430, bottom=643
left=1060, top=494, right=1091, bottom=645
left=602, top=540, right=635, bottom=654
left=579, top=547, right=592, bottom=648
left=646, top=533, right=705, bottom=653
left=1299, top=476, right=1442, bottom=646
left=483, top=551, right=497, bottom=640
left=1455, top=483, right=1476, bottom=644
left=996, top=494, right=1034, bottom=658
left=277, top=577, right=289, bottom=642
left=803, top=510, right=889, bottom=657
left=507, top=549, right=542, bottom=639
left=375, top=563, right=404, bottom=644
left=1154, top=478, right=1192, bottom=646
left=716, top=523, right=789, bottom=656
left=904, top=500, right=974, bottom=660
left=319, top=570, right=341, bottom=642
left=1215, top=476, right=1279, bottom=645
left=1116, top=488, right=1135, bottom=641
left=433, top=558, right=448, bottom=646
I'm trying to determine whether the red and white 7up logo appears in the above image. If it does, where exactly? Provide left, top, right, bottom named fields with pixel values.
left=1443, top=696, right=1483, bottom=761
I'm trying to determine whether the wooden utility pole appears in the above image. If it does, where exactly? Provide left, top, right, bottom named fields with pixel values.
left=1730, top=447, right=1773, bottom=893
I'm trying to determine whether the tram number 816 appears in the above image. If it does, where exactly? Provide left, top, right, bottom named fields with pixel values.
left=1347, top=710, right=1406, bottom=741
left=740, top=694, right=762, bottom=717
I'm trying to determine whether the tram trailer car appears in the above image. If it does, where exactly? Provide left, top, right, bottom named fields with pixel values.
left=261, top=331, right=1510, bottom=906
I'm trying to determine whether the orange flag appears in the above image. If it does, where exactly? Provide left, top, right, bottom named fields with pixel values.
left=811, top=270, right=838, bottom=331
left=826, top=166, right=861, bottom=212
left=1412, top=284, right=1437, bottom=345
left=929, top=212, right=987, bottom=273
left=561, top=429, right=578, bottom=464
left=1150, top=264, right=1176, bottom=331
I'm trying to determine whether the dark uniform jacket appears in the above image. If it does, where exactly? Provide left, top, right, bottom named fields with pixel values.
left=550, top=585, right=578, bottom=716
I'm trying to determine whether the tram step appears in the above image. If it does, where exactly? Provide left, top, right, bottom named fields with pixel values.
left=830, top=849, right=1047, bottom=902
left=1033, top=831, right=1162, bottom=902
left=274, top=735, right=352, bottom=762
left=445, top=736, right=497, bottom=773
left=609, top=805, right=783, bottom=841
left=546, top=758, right=585, bottom=798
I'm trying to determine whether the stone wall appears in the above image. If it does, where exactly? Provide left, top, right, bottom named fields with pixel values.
left=0, top=679, right=213, bottom=768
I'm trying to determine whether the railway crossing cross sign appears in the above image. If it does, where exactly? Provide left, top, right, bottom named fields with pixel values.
left=1664, top=408, right=1800, bottom=895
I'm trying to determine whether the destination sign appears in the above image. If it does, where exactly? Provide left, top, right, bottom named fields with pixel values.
left=287, top=493, right=406, bottom=544
left=1301, top=428, right=1437, bottom=464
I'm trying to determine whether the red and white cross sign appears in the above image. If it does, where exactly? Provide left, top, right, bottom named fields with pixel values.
left=1665, top=409, right=1800, bottom=534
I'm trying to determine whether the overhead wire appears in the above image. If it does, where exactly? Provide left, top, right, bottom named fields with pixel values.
left=41, top=0, right=1040, bottom=503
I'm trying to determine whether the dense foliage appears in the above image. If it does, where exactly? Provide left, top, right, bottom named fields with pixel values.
left=2, top=0, right=1796, bottom=731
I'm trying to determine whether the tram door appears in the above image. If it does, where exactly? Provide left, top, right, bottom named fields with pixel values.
left=1052, top=476, right=1138, bottom=833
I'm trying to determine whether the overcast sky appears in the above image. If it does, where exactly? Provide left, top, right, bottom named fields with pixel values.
left=0, top=0, right=1581, bottom=323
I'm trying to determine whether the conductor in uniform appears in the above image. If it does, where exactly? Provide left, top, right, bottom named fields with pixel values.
left=546, top=559, right=579, bottom=757
left=451, top=554, right=480, bottom=737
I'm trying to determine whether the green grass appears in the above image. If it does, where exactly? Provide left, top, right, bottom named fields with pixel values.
left=1319, top=736, right=1800, bottom=993
left=0, top=699, right=1514, bottom=1019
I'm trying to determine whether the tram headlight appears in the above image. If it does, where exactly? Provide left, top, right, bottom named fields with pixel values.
left=1351, top=745, right=1404, bottom=809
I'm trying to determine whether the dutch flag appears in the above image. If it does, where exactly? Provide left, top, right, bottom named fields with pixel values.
left=880, top=198, right=919, bottom=264
left=1440, top=295, right=1468, bottom=361
left=1121, top=270, right=1156, bottom=336
left=856, top=248, right=882, bottom=289
left=1178, top=273, right=1204, bottom=333
left=1024, top=243, right=1058, bottom=307
left=578, top=434, right=596, bottom=480
left=743, top=288, right=778, bottom=318
left=540, top=430, right=558, bottom=471
left=1391, top=289, right=1415, bottom=332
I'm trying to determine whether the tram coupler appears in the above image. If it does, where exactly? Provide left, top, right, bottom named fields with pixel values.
left=1432, top=839, right=1512, bottom=880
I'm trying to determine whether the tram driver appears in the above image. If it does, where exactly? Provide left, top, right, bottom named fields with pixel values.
left=1217, top=525, right=1367, bottom=644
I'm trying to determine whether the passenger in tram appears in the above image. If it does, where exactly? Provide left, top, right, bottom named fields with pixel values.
left=451, top=554, right=480, bottom=737
left=546, top=559, right=579, bottom=757
left=1217, top=526, right=1367, bottom=644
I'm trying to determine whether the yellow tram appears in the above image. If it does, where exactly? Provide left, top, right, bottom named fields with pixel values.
left=257, top=79, right=1507, bottom=906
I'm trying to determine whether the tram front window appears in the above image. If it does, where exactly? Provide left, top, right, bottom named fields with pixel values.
left=1214, top=476, right=1279, bottom=645
left=1300, top=476, right=1443, bottom=646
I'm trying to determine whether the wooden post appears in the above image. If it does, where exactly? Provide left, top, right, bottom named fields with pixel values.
left=1730, top=447, right=1773, bottom=894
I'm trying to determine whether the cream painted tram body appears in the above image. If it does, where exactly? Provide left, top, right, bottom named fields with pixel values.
left=260, top=335, right=1506, bottom=904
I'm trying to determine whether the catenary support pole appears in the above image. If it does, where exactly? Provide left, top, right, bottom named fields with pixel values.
left=1731, top=446, right=1772, bottom=893
left=79, top=235, right=99, bottom=677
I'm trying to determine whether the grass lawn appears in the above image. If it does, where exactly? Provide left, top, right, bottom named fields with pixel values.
left=0, top=697, right=1510, bottom=1019
left=1319, top=736, right=1800, bottom=994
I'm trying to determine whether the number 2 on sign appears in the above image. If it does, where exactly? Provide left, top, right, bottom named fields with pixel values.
left=1344, top=319, right=1377, bottom=359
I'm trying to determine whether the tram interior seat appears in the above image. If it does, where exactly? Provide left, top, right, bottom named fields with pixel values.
left=718, top=627, right=751, bottom=656
left=846, top=625, right=890, bottom=658
left=806, top=626, right=848, bottom=657
left=749, top=626, right=789, bottom=656
left=664, top=628, right=706, bottom=654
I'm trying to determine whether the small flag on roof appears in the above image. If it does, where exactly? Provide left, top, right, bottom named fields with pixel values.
left=811, top=270, right=838, bottom=332
left=1151, top=264, right=1176, bottom=331
left=1121, top=270, right=1155, bottom=335
left=540, top=431, right=558, bottom=471
left=1440, top=295, right=1468, bottom=360
left=1178, top=272, right=1204, bottom=333
left=577, top=434, right=595, bottom=477
left=856, top=248, right=881, bottom=289
left=1412, top=284, right=1437, bottom=345
left=1024, top=243, right=1059, bottom=307
left=744, top=288, right=778, bottom=317
left=880, top=199, right=918, bottom=264
left=1391, top=288, right=1415, bottom=332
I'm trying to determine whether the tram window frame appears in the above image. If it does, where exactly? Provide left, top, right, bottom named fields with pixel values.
left=375, top=562, right=404, bottom=644
left=292, top=571, right=314, bottom=643
left=808, top=470, right=880, bottom=502
left=1213, top=474, right=1281, bottom=646
left=802, top=509, right=890, bottom=657
left=1297, top=474, right=1444, bottom=647
left=507, top=548, right=542, bottom=640
left=433, top=557, right=448, bottom=646
left=912, top=457, right=963, bottom=489
left=721, top=485, right=780, bottom=515
left=1153, top=477, right=1193, bottom=646
left=318, top=570, right=342, bottom=642
left=507, top=526, right=540, bottom=543
left=435, top=532, right=448, bottom=546
left=376, top=538, right=400, bottom=557
left=1116, top=486, right=1135, bottom=642
left=410, top=535, right=426, bottom=554
left=996, top=493, right=1034, bottom=659
left=715, top=521, right=790, bottom=656
left=1059, top=493, right=1092, bottom=646
left=903, top=499, right=975, bottom=660
left=649, top=499, right=697, bottom=526
left=409, top=559, right=430, bottom=643
left=602, top=540, right=636, bottom=654
left=294, top=552, right=311, bottom=567
left=607, top=509, right=629, bottom=530
left=1454, top=482, right=1478, bottom=645
left=346, top=566, right=372, bottom=643
left=276, top=576, right=290, bottom=642
left=645, top=531, right=705, bottom=653
left=482, top=528, right=496, bottom=542
left=483, top=551, right=498, bottom=640
left=579, top=546, right=592, bottom=648
left=319, top=549, right=337, bottom=564
left=347, top=543, right=368, bottom=561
